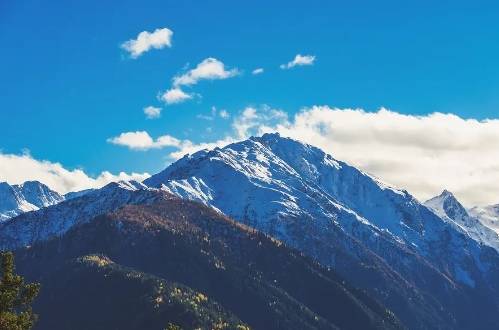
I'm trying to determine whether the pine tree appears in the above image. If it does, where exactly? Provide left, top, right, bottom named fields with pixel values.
left=0, top=252, right=40, bottom=330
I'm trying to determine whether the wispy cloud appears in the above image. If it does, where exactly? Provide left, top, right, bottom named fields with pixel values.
left=173, top=58, right=239, bottom=87
left=219, top=109, right=230, bottom=119
left=159, top=88, right=193, bottom=105
left=143, top=106, right=162, bottom=119
left=121, top=28, right=173, bottom=58
left=0, top=152, right=149, bottom=194
left=196, top=106, right=230, bottom=121
left=108, top=105, right=285, bottom=157
left=280, top=54, right=316, bottom=69
left=252, top=68, right=264, bottom=75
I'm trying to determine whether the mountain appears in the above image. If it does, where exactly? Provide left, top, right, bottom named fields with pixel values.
left=424, top=190, right=499, bottom=252
left=470, top=204, right=499, bottom=235
left=0, top=180, right=157, bottom=250
left=145, top=133, right=499, bottom=329
left=0, top=181, right=64, bottom=221
left=14, top=192, right=401, bottom=330
left=5, top=133, right=499, bottom=329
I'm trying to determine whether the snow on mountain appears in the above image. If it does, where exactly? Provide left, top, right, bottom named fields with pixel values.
left=146, top=133, right=492, bottom=279
left=144, top=133, right=499, bottom=327
left=424, top=190, right=499, bottom=252
left=0, top=181, right=64, bottom=222
left=64, top=188, right=95, bottom=200
left=0, top=180, right=160, bottom=250
left=470, top=204, right=499, bottom=235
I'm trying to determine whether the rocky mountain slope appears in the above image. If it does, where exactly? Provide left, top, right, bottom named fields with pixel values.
left=144, top=133, right=499, bottom=329
left=14, top=193, right=400, bottom=330
left=0, top=181, right=64, bottom=221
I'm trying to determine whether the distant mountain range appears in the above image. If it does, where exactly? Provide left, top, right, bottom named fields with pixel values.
left=0, top=181, right=63, bottom=221
left=2, top=133, right=499, bottom=329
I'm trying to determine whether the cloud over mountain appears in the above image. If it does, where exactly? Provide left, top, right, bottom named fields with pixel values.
left=0, top=152, right=150, bottom=194
left=270, top=107, right=499, bottom=206
left=115, top=106, right=498, bottom=206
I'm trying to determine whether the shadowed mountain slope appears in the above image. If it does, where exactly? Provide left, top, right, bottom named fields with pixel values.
left=15, top=193, right=400, bottom=330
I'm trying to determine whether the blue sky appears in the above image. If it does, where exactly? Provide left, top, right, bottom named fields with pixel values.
left=1, top=0, right=499, bottom=203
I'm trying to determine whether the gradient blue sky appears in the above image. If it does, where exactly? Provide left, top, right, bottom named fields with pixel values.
left=1, top=0, right=499, bottom=178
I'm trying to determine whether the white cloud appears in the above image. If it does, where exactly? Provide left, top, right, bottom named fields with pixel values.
left=252, top=68, right=264, bottom=75
left=143, top=106, right=162, bottom=119
left=0, top=152, right=150, bottom=194
left=159, top=88, right=192, bottom=105
left=280, top=54, right=316, bottom=69
left=219, top=109, right=230, bottom=119
left=107, top=131, right=183, bottom=150
left=121, top=27, right=173, bottom=58
left=173, top=58, right=239, bottom=87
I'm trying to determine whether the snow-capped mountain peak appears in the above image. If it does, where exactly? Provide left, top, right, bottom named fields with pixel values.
left=424, top=190, right=499, bottom=252
left=424, top=190, right=468, bottom=221
left=0, top=181, right=64, bottom=222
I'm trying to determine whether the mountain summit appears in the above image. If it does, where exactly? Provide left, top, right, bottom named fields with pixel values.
left=424, top=190, right=468, bottom=221
left=425, top=190, right=499, bottom=252
left=0, top=181, right=64, bottom=221
left=145, top=132, right=499, bottom=329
